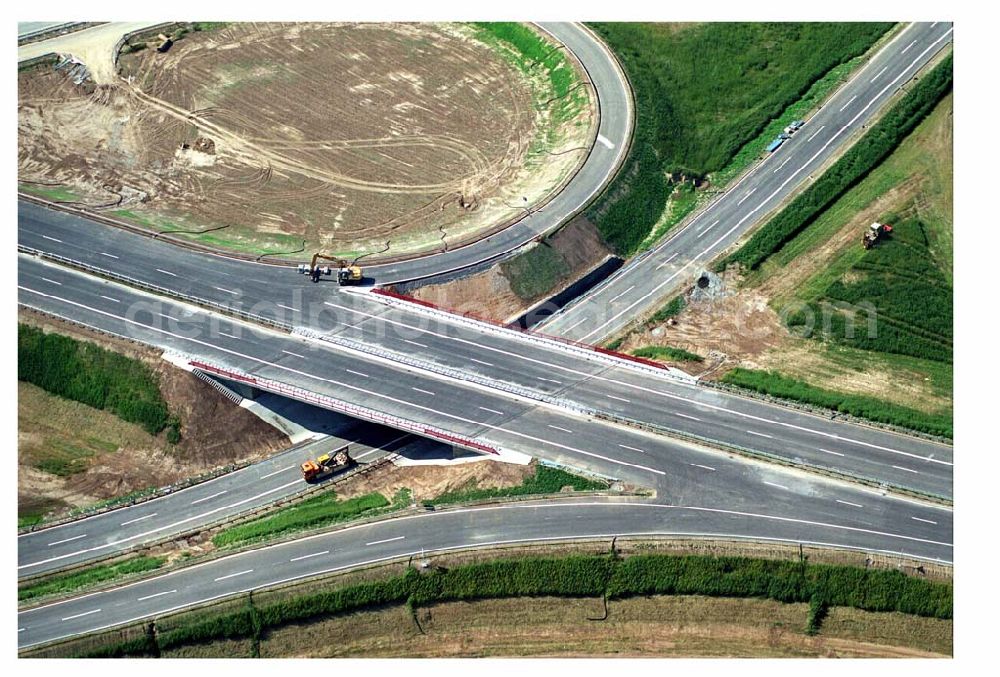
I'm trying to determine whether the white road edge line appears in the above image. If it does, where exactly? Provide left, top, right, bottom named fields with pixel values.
left=214, top=569, right=253, bottom=582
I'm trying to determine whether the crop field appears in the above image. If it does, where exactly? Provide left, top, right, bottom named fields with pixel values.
left=586, top=22, right=893, bottom=255
left=18, top=23, right=594, bottom=258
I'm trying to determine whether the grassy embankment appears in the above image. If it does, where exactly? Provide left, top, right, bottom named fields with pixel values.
left=19, top=557, right=166, bottom=603
left=52, top=552, right=950, bottom=658
left=586, top=22, right=893, bottom=256
left=716, top=56, right=953, bottom=436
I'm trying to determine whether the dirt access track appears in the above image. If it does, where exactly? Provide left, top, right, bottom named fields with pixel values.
left=18, top=23, right=595, bottom=261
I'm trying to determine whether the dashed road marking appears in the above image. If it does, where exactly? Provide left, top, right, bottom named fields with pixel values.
left=120, top=514, right=156, bottom=527
left=565, top=317, right=588, bottom=332
left=597, top=134, right=615, bottom=149
left=737, top=188, right=757, bottom=205
left=282, top=349, right=306, bottom=359
left=366, top=535, right=405, bottom=546
left=607, top=394, right=631, bottom=403
left=100, top=295, right=121, bottom=303
left=99, top=252, right=119, bottom=259
left=773, top=156, right=793, bottom=173
left=893, top=465, right=920, bottom=474
left=548, top=424, right=573, bottom=434
left=155, top=268, right=177, bottom=277
left=656, top=253, right=679, bottom=269
left=697, top=220, right=720, bottom=239
left=411, top=386, right=435, bottom=396
left=218, top=331, right=238, bottom=339
left=479, top=406, right=505, bottom=416
left=746, top=430, right=774, bottom=439
left=763, top=481, right=790, bottom=491
left=691, top=463, right=716, bottom=472
left=470, top=358, right=494, bottom=367
left=61, top=609, right=101, bottom=622
left=911, top=516, right=938, bottom=525
left=901, top=39, right=917, bottom=54
left=806, top=125, right=825, bottom=142
left=676, top=413, right=701, bottom=422
left=41, top=277, right=62, bottom=286
left=609, top=285, right=636, bottom=303
left=836, top=499, right=864, bottom=508
left=870, top=66, right=888, bottom=83
left=48, top=534, right=86, bottom=547
left=42, top=235, right=62, bottom=243
left=403, top=339, right=427, bottom=348
left=345, top=369, right=369, bottom=378
left=214, top=569, right=253, bottom=582
left=619, top=444, right=645, bottom=453
left=137, top=590, right=176, bottom=602
left=839, top=94, right=858, bottom=112
left=290, top=550, right=329, bottom=562
left=215, top=286, right=238, bottom=295
left=190, top=490, right=227, bottom=505
left=260, top=465, right=294, bottom=480
left=819, top=448, right=845, bottom=457
left=277, top=304, right=297, bottom=312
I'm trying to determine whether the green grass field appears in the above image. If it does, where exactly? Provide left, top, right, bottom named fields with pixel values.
left=586, top=22, right=893, bottom=255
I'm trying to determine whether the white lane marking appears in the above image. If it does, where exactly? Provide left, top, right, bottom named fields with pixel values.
left=42, top=235, right=62, bottom=243
left=548, top=425, right=573, bottom=434
left=290, top=550, right=330, bottom=562
left=893, top=465, right=920, bottom=474
left=576, top=28, right=953, bottom=346
left=479, top=406, right=505, bottom=416
left=839, top=94, right=858, bottom=112
left=737, top=188, right=757, bottom=205
left=565, top=317, right=589, bottom=332
left=597, top=134, right=615, bottom=149
left=190, top=490, right=227, bottom=505
left=675, top=413, right=701, bottom=422
left=41, top=277, right=62, bottom=286
left=470, top=358, right=494, bottom=367
left=537, top=377, right=562, bottom=384
left=214, top=569, right=253, bottom=582
left=773, top=155, right=793, bottom=173
left=99, top=252, right=119, bottom=259
left=746, top=430, right=774, bottom=439
left=18, top=628, right=24, bottom=633
left=48, top=534, right=86, bottom=547
left=805, top=125, right=825, bottom=142
left=696, top=220, right=720, bottom=239
left=155, top=268, right=177, bottom=277
left=99, top=295, right=121, bottom=303
left=366, top=535, right=405, bottom=546
left=215, top=286, right=238, bottom=295
left=608, top=285, right=636, bottom=303
left=607, top=394, right=630, bottom=403
left=763, top=481, right=790, bottom=491
left=930, top=22, right=938, bottom=28
left=260, top=465, right=294, bottom=480
left=911, top=516, right=938, bottom=525
left=901, top=39, right=917, bottom=54
left=403, top=339, right=428, bottom=348
left=277, top=304, right=297, bottom=312
left=656, top=253, right=679, bottom=269
left=120, top=514, right=157, bottom=527
left=619, top=444, right=645, bottom=453
left=218, top=331, right=238, bottom=339
left=282, top=349, right=306, bottom=359
left=870, top=66, right=888, bottom=83
left=61, top=609, right=101, bottom=622
left=819, top=448, right=845, bottom=457
left=137, top=590, right=176, bottom=602
left=836, top=499, right=864, bottom=508
left=411, top=386, right=435, bottom=396
left=691, top=463, right=716, bottom=472
left=345, top=369, right=369, bottom=378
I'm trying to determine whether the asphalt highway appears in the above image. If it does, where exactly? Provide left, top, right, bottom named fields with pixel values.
left=19, top=257, right=951, bottom=579
left=538, top=22, right=954, bottom=341
left=16, top=220, right=954, bottom=499
left=18, top=495, right=952, bottom=650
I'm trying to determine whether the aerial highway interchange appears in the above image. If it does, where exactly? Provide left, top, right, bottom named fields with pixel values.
left=16, top=20, right=953, bottom=652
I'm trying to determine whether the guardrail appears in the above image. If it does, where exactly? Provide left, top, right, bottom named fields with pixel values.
left=368, top=287, right=695, bottom=383
left=184, top=356, right=500, bottom=456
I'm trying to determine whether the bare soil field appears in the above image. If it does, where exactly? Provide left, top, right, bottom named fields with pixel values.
left=18, top=310, right=288, bottom=522
left=18, top=23, right=595, bottom=259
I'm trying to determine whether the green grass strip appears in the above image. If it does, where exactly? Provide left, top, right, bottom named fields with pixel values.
left=19, top=557, right=166, bottom=602
left=721, top=367, right=951, bottom=438
left=424, top=466, right=607, bottom=507
left=632, top=345, right=702, bottom=363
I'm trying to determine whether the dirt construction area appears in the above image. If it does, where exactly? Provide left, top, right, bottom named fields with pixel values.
left=18, top=23, right=595, bottom=259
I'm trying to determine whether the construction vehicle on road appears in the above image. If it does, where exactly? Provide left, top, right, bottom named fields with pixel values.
left=300, top=445, right=354, bottom=482
left=862, top=222, right=893, bottom=250
left=297, top=253, right=363, bottom=285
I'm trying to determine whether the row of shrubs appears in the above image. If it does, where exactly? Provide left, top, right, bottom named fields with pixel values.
left=18, top=324, right=177, bottom=438
left=721, top=367, right=952, bottom=438
left=722, top=54, right=953, bottom=272
left=75, top=552, right=951, bottom=657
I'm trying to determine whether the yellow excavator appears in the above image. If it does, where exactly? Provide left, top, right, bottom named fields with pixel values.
left=298, top=253, right=363, bottom=285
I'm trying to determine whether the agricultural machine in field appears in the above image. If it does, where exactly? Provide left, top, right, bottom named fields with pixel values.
left=862, top=222, right=893, bottom=250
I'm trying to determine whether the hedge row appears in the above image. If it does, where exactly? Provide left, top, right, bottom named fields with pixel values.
left=73, top=552, right=951, bottom=657
left=720, top=367, right=952, bottom=438
left=723, top=54, right=953, bottom=271
left=18, top=324, right=173, bottom=436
